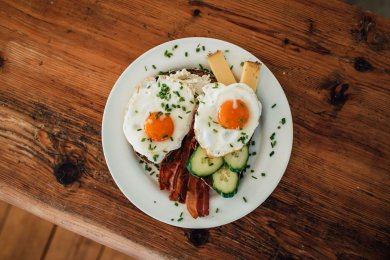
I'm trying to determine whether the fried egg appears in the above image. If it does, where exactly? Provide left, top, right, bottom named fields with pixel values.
left=194, top=83, right=262, bottom=157
left=123, top=76, right=196, bottom=164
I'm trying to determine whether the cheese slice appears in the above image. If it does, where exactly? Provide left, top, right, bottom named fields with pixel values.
left=240, top=61, right=261, bottom=91
left=207, top=51, right=237, bottom=85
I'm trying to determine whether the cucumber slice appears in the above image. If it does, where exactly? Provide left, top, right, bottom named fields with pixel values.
left=187, top=146, right=224, bottom=177
left=212, top=167, right=239, bottom=198
left=223, top=145, right=249, bottom=173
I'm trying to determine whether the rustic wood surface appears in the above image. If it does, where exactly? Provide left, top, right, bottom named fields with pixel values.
left=0, top=200, right=133, bottom=260
left=0, top=0, right=389, bottom=258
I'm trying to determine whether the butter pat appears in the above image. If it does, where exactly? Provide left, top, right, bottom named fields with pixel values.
left=207, top=51, right=237, bottom=85
left=240, top=61, right=261, bottom=91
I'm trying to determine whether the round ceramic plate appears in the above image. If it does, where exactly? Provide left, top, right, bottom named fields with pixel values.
left=102, top=37, right=293, bottom=228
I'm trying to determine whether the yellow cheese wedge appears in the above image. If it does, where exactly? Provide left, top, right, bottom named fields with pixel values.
left=207, top=51, right=237, bottom=85
left=240, top=61, right=261, bottom=91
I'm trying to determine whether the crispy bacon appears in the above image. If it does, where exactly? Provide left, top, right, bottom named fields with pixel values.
left=159, top=127, right=210, bottom=218
left=186, top=175, right=210, bottom=218
left=159, top=128, right=196, bottom=202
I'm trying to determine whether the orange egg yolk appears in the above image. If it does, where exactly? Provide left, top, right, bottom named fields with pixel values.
left=218, top=99, right=249, bottom=129
left=144, top=112, right=174, bottom=141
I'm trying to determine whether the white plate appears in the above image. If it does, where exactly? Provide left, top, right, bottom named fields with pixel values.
left=102, top=37, right=293, bottom=228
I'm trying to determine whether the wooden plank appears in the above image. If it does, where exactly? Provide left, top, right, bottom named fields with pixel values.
left=0, top=206, right=54, bottom=260
left=100, top=247, right=136, bottom=260
left=0, top=200, right=11, bottom=233
left=0, top=0, right=389, bottom=259
left=45, top=226, right=103, bottom=260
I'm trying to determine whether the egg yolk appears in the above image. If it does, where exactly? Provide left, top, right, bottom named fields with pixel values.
left=144, top=112, right=174, bottom=141
left=218, top=99, right=249, bottom=129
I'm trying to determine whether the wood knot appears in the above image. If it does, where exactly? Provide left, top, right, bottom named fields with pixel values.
left=352, top=14, right=374, bottom=42
left=307, top=18, right=316, bottom=34
left=186, top=229, right=209, bottom=246
left=282, top=38, right=290, bottom=45
left=54, top=161, right=83, bottom=185
left=354, top=57, right=373, bottom=72
left=330, top=83, right=349, bottom=107
left=0, top=55, right=4, bottom=68
left=193, top=9, right=201, bottom=17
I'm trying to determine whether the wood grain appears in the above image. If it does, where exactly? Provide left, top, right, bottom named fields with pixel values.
left=0, top=206, right=54, bottom=260
left=100, top=247, right=135, bottom=260
left=0, top=200, right=11, bottom=233
left=45, top=226, right=103, bottom=260
left=0, top=0, right=389, bottom=259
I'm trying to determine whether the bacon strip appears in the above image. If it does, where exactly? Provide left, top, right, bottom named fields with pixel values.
left=186, top=175, right=210, bottom=218
left=159, top=128, right=196, bottom=202
left=159, top=127, right=210, bottom=218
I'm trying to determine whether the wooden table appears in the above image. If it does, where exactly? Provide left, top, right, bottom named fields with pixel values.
left=1, top=0, right=389, bottom=258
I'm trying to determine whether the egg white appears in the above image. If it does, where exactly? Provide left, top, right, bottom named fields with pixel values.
left=123, top=76, right=196, bottom=164
left=194, top=83, right=262, bottom=157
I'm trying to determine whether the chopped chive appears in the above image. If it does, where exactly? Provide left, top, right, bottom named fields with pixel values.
left=174, top=202, right=178, bottom=206
left=230, top=65, right=233, bottom=70
left=251, top=140, right=255, bottom=146
left=162, top=134, right=168, bottom=139
left=229, top=144, right=233, bottom=147
left=271, top=140, right=277, bottom=148
left=196, top=47, right=200, bottom=52
left=141, top=138, right=146, bottom=142
left=269, top=151, right=275, bottom=157
left=215, top=208, right=219, bottom=213
left=243, top=197, right=247, bottom=203
left=271, top=103, right=277, bottom=108
left=180, top=212, right=183, bottom=217
left=152, top=154, right=159, bottom=162
left=281, top=118, right=286, bottom=125
left=149, top=171, right=155, bottom=176
left=185, top=51, right=188, bottom=57
left=252, top=152, right=257, bottom=156
left=135, top=110, right=138, bottom=113
left=186, top=111, right=191, bottom=114
left=170, top=137, right=174, bottom=141
left=199, top=64, right=204, bottom=70
left=171, top=218, right=174, bottom=221
left=137, top=128, right=142, bottom=131
left=190, top=100, right=194, bottom=104
left=177, top=217, right=183, bottom=222
left=178, top=116, right=183, bottom=119
left=250, top=169, right=254, bottom=173
left=144, top=66, right=147, bottom=71
left=202, top=45, right=205, bottom=51
left=270, top=132, right=276, bottom=140
left=164, top=50, right=173, bottom=58
left=224, top=49, right=230, bottom=52
left=208, top=122, right=211, bottom=127
left=240, top=61, right=244, bottom=67
left=261, top=172, right=266, bottom=177
left=152, top=64, right=156, bottom=69
left=251, top=176, right=258, bottom=179
left=213, top=129, right=218, bottom=133
left=278, top=126, right=281, bottom=129
left=139, top=160, right=143, bottom=164
left=173, top=44, right=178, bottom=50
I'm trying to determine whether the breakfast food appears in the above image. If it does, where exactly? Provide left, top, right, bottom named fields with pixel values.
left=193, top=82, right=261, bottom=157
left=123, top=49, right=262, bottom=219
left=123, top=76, right=196, bottom=164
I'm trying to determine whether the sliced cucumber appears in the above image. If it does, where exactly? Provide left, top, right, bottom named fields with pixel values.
left=223, top=145, right=249, bottom=173
left=187, top=146, right=224, bottom=177
left=212, top=167, right=239, bottom=198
